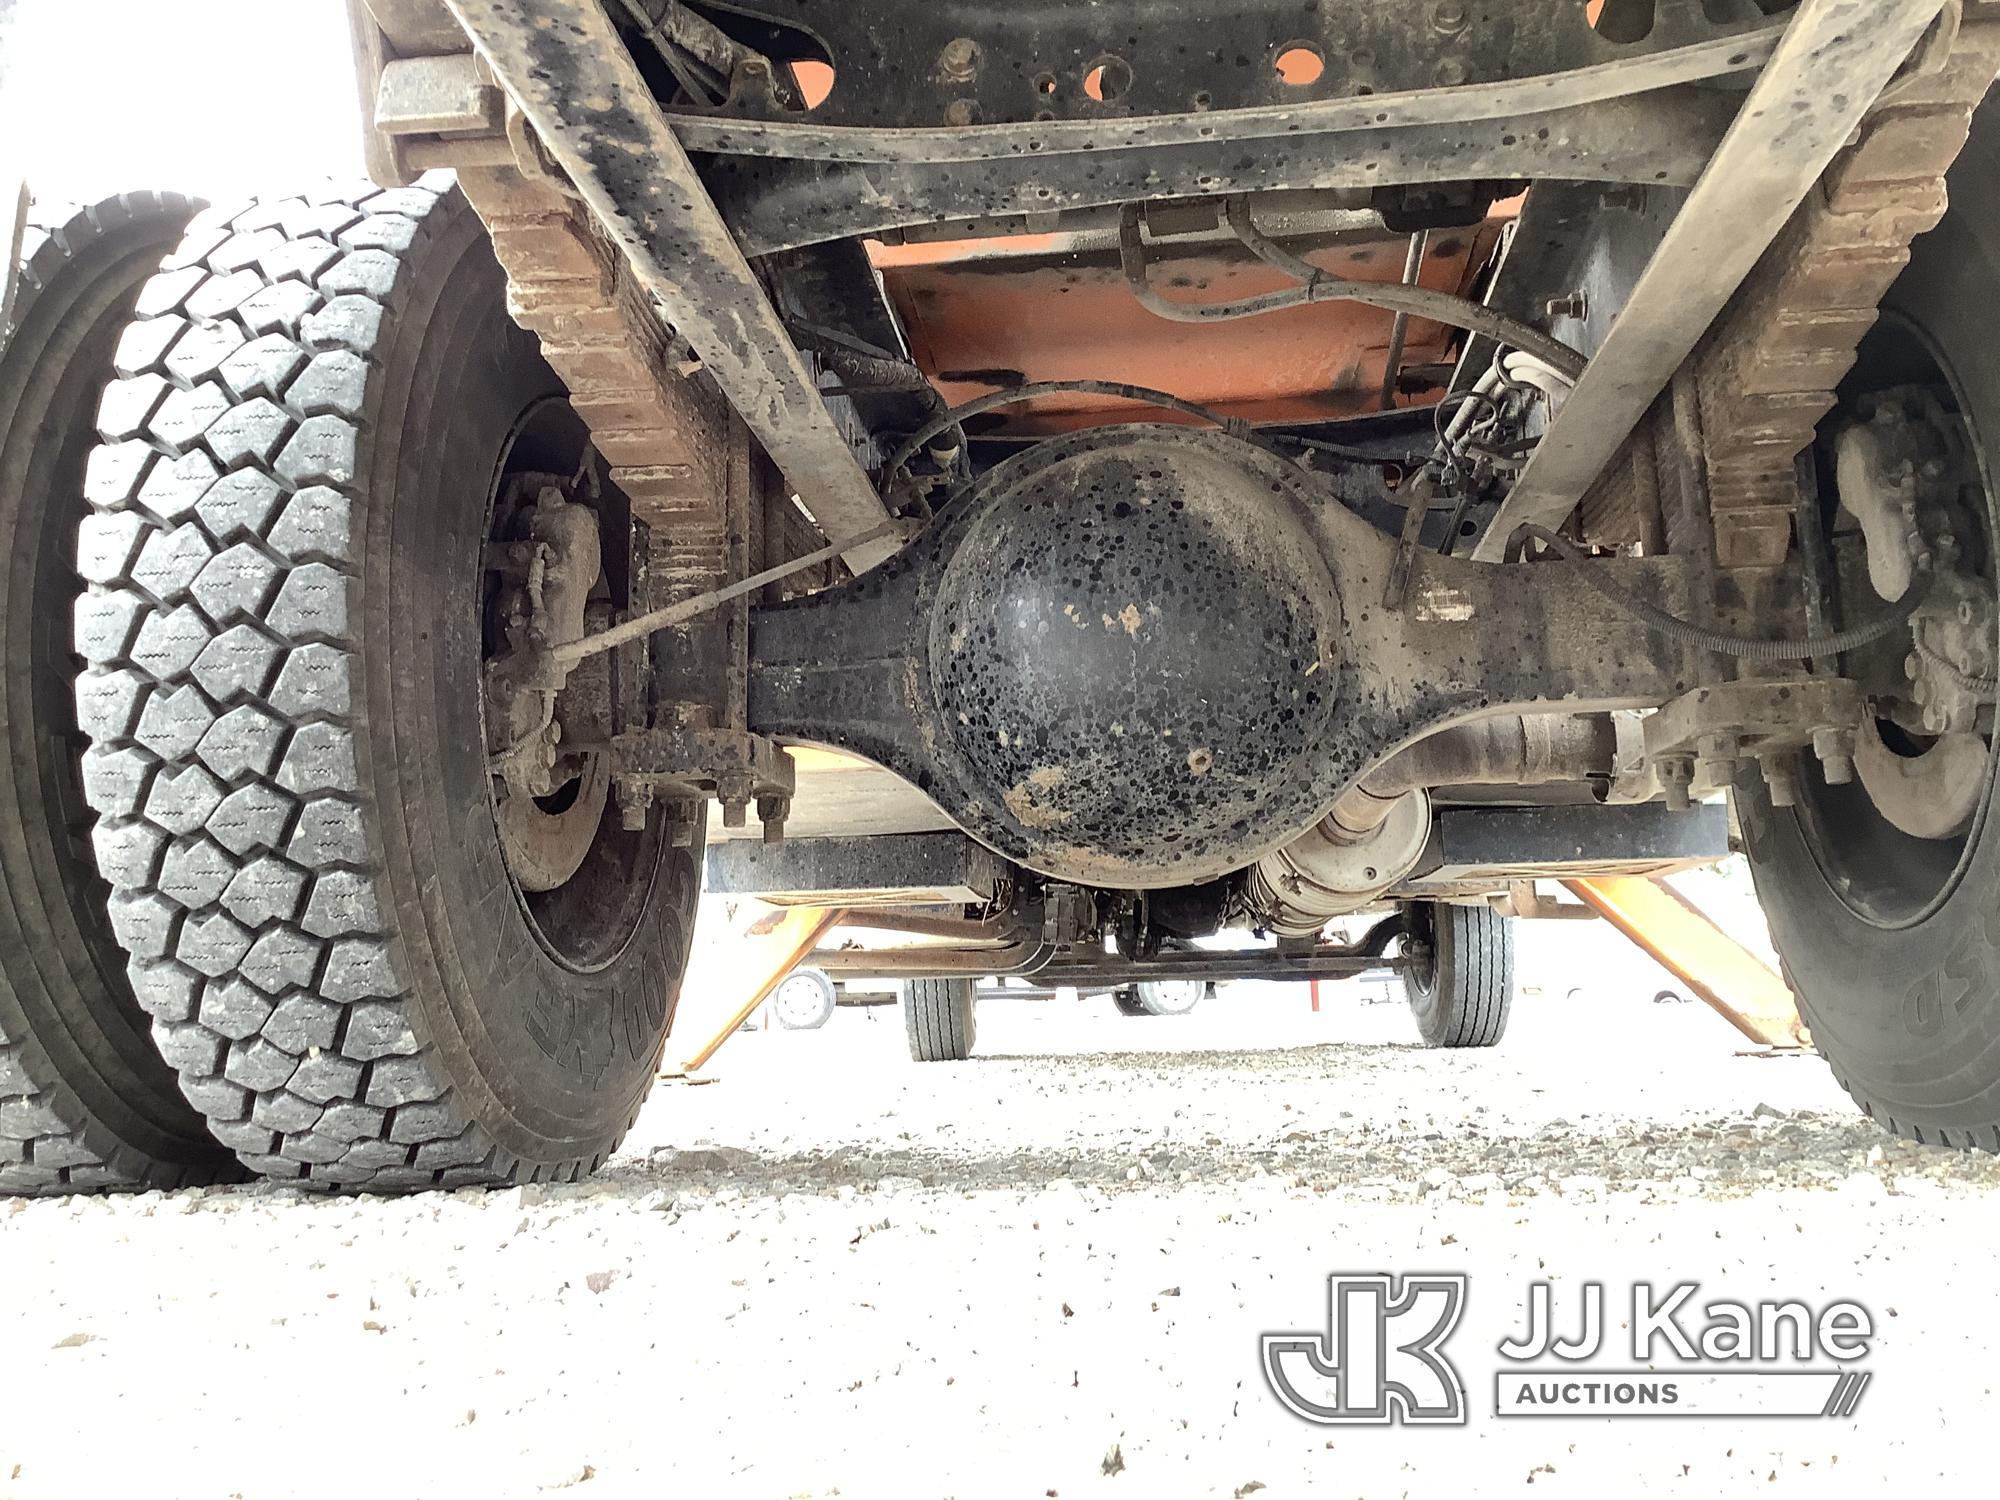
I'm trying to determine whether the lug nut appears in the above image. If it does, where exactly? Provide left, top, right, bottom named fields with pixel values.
left=669, top=801, right=698, bottom=848
left=1431, top=0, right=1469, bottom=35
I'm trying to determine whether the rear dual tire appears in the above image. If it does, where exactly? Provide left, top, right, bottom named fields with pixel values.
left=76, top=181, right=699, bottom=1189
left=0, top=193, right=237, bottom=1194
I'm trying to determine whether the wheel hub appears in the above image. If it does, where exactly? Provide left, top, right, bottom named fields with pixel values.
left=1831, top=385, right=1996, bottom=842
left=483, top=469, right=613, bottom=894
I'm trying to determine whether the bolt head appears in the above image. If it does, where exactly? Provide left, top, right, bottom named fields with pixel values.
left=939, top=36, right=979, bottom=82
left=756, top=793, right=791, bottom=845
left=1432, top=0, right=1469, bottom=34
left=617, top=783, right=651, bottom=832
left=1761, top=758, right=1799, bottom=809
left=1812, top=727, right=1857, bottom=787
left=1659, top=755, right=1695, bottom=811
left=1696, top=756, right=1739, bottom=789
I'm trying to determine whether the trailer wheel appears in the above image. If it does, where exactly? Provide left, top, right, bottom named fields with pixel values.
left=903, top=976, right=975, bottom=1061
left=75, top=181, right=699, bottom=1189
left=772, top=967, right=837, bottom=1031
left=1740, top=104, right=2000, bottom=1149
left=1110, top=987, right=1148, bottom=1017
left=1403, top=901, right=1513, bottom=1048
left=0, top=193, right=240, bottom=1194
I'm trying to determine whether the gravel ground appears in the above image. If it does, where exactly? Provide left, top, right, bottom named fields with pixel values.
left=4, top=925, right=1997, bottom=1498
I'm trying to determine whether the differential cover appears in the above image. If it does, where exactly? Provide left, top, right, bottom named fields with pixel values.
left=925, top=428, right=1344, bottom=887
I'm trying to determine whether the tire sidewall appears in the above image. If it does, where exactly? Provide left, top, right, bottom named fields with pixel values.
left=360, top=205, right=696, bottom=1165
left=1739, top=125, right=2000, bottom=1132
left=1406, top=902, right=1452, bottom=1045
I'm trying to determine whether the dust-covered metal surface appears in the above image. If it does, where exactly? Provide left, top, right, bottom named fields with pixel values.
left=711, top=88, right=1738, bottom=255
left=749, top=427, right=1694, bottom=888
left=659, top=3, right=1781, bottom=157
left=440, top=0, right=896, bottom=568
left=1473, top=0, right=1953, bottom=561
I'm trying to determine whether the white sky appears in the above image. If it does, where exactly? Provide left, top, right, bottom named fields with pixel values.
left=2, top=0, right=367, bottom=203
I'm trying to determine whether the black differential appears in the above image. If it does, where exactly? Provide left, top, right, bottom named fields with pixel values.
left=747, top=424, right=1694, bottom=889
left=923, top=430, right=1344, bottom=885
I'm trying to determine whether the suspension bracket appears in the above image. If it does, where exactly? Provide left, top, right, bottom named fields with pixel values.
left=1642, top=678, right=1865, bottom=808
left=610, top=719, right=796, bottom=842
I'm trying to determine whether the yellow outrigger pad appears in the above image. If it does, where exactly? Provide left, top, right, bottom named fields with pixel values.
left=668, top=905, right=845, bottom=1076
left=1563, top=876, right=1806, bottom=1050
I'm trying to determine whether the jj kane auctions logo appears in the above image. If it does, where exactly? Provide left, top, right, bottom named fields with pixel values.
left=1262, top=1275, right=1874, bottom=1424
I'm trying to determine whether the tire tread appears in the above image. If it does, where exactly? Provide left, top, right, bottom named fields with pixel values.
left=1408, top=902, right=1513, bottom=1049
left=0, top=191, right=239, bottom=1194
left=76, top=179, right=567, bottom=1190
left=904, top=977, right=975, bottom=1062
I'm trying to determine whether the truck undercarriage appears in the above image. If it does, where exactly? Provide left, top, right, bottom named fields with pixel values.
left=3, top=0, right=1999, bottom=1190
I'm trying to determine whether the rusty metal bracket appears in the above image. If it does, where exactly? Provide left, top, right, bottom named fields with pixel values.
left=1473, top=0, right=1951, bottom=562
left=440, top=0, right=898, bottom=572
left=612, top=722, right=796, bottom=840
